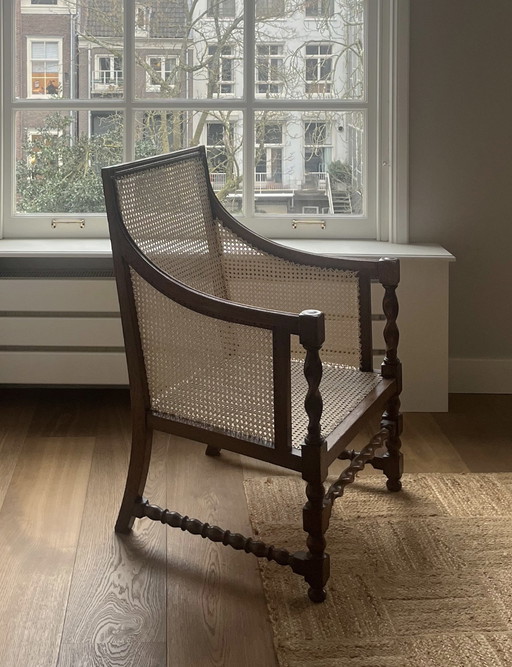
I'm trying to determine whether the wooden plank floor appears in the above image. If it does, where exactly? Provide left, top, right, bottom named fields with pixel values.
left=0, top=388, right=511, bottom=667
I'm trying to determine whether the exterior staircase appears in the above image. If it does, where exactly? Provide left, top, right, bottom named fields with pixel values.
left=332, top=190, right=353, bottom=214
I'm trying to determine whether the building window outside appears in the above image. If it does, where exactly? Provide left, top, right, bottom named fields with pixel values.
left=207, top=0, right=236, bottom=18
left=146, top=56, right=177, bottom=93
left=28, top=39, right=62, bottom=97
left=21, top=1, right=70, bottom=15
left=207, top=45, right=234, bottom=95
left=207, top=121, right=234, bottom=168
left=304, top=121, right=331, bottom=184
left=305, top=0, right=335, bottom=17
left=207, top=120, right=237, bottom=190
left=93, top=55, right=123, bottom=92
left=255, top=122, right=283, bottom=185
left=135, top=5, right=151, bottom=34
left=256, top=45, right=283, bottom=95
left=256, top=0, right=285, bottom=18
left=305, top=43, right=333, bottom=94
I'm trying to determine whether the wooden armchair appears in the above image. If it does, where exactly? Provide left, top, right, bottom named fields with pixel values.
left=102, top=146, right=403, bottom=603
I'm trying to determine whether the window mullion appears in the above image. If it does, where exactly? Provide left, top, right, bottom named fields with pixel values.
left=2, top=0, right=15, bottom=237
left=124, top=0, right=135, bottom=162
left=243, top=0, right=255, bottom=218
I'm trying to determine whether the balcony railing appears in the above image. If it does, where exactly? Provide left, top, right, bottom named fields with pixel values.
left=210, top=172, right=293, bottom=193
left=210, top=172, right=227, bottom=191
left=302, top=171, right=328, bottom=190
left=92, top=71, right=124, bottom=91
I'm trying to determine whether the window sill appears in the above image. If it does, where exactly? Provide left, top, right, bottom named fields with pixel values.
left=0, top=238, right=455, bottom=260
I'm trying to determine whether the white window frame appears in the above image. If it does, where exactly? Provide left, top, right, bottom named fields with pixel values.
left=1, top=0, right=409, bottom=242
left=305, top=0, right=335, bottom=18
left=256, top=0, right=285, bottom=18
left=93, top=54, right=123, bottom=92
left=207, top=0, right=236, bottom=19
left=207, top=45, right=235, bottom=96
left=21, top=0, right=73, bottom=15
left=255, top=121, right=283, bottom=184
left=256, top=44, right=283, bottom=96
left=145, top=56, right=177, bottom=93
left=27, top=37, right=63, bottom=99
left=304, top=119, right=331, bottom=177
left=305, top=42, right=333, bottom=95
left=135, top=5, right=151, bottom=36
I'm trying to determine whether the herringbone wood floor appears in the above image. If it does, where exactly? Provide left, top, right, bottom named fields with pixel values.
left=0, top=389, right=511, bottom=667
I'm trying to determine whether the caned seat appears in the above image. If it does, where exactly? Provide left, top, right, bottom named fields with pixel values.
left=102, top=146, right=403, bottom=603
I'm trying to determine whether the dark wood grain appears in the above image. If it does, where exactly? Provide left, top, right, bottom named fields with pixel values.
left=164, top=438, right=278, bottom=667
left=26, top=387, right=106, bottom=437
left=58, top=410, right=167, bottom=666
left=432, top=394, right=512, bottom=473
left=57, top=642, right=166, bottom=667
left=0, top=435, right=94, bottom=667
left=0, top=388, right=36, bottom=508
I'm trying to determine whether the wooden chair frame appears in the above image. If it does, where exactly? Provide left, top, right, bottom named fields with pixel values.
left=102, top=146, right=402, bottom=603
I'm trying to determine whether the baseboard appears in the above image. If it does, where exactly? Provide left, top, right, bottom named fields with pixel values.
left=449, top=358, right=512, bottom=394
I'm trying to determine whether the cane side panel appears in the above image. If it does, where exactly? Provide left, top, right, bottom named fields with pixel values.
left=130, top=269, right=276, bottom=445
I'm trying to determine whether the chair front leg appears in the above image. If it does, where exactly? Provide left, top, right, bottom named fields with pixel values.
left=298, top=309, right=330, bottom=602
left=115, top=414, right=153, bottom=533
left=381, top=394, right=403, bottom=492
left=302, top=478, right=331, bottom=602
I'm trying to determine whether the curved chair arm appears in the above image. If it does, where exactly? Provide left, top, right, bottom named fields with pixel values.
left=119, top=228, right=302, bottom=336
left=211, top=193, right=389, bottom=280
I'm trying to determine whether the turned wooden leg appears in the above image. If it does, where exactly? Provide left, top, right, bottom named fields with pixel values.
left=115, top=417, right=153, bottom=534
left=298, top=309, right=330, bottom=601
left=302, top=480, right=331, bottom=602
left=381, top=394, right=403, bottom=492
left=205, top=445, right=221, bottom=457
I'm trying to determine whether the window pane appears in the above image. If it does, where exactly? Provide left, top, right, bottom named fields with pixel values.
left=134, top=110, right=243, bottom=213
left=254, top=111, right=364, bottom=216
left=15, top=110, right=123, bottom=213
left=255, top=0, right=364, bottom=100
left=16, top=0, right=124, bottom=100
left=136, top=2, right=243, bottom=100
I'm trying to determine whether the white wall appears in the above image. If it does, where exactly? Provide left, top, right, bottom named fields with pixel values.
left=408, top=0, right=512, bottom=391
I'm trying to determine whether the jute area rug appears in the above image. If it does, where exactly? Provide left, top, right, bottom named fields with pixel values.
left=243, top=473, right=512, bottom=667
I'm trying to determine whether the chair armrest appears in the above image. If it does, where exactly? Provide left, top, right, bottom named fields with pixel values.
left=121, top=232, right=301, bottom=335
left=211, top=196, right=389, bottom=279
